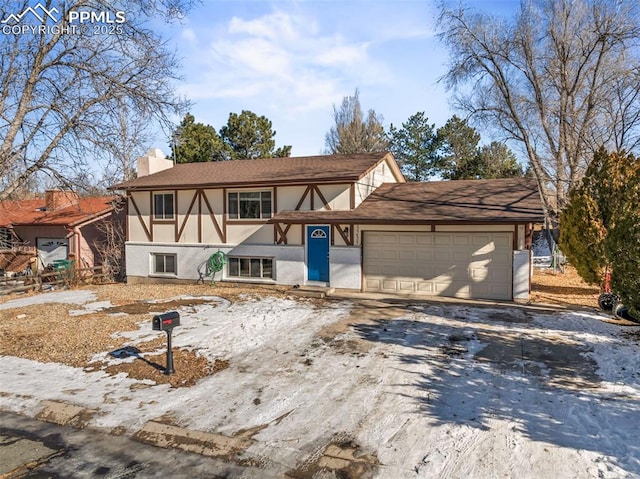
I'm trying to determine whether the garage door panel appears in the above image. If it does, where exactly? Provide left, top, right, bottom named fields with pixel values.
left=453, top=235, right=470, bottom=246
left=416, top=282, right=434, bottom=293
left=398, top=250, right=415, bottom=261
left=382, top=250, right=399, bottom=260
left=416, top=250, right=435, bottom=261
left=364, top=231, right=512, bottom=300
left=416, top=235, right=434, bottom=246
left=452, top=251, right=469, bottom=261
left=435, top=235, right=452, bottom=246
left=398, top=281, right=415, bottom=292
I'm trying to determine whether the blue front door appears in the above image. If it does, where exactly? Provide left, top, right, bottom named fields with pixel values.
left=307, top=226, right=329, bottom=282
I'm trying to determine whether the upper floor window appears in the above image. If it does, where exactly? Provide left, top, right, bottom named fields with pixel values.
left=153, top=193, right=174, bottom=220
left=228, top=191, right=272, bottom=219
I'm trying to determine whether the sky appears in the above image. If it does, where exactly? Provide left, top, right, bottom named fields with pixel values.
left=156, top=0, right=516, bottom=157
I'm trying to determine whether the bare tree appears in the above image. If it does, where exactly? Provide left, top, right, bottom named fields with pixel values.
left=325, top=89, right=388, bottom=154
left=93, top=198, right=126, bottom=281
left=0, top=0, right=193, bottom=199
left=438, top=0, right=640, bottom=225
left=99, top=107, right=151, bottom=186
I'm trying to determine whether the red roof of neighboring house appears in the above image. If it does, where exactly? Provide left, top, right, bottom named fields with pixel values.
left=0, top=196, right=118, bottom=228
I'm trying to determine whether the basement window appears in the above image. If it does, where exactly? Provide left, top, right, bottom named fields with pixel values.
left=152, top=253, right=176, bottom=275
left=227, top=257, right=273, bottom=279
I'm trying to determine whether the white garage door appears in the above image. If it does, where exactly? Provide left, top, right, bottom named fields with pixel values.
left=363, top=231, right=513, bottom=300
left=37, top=238, right=69, bottom=267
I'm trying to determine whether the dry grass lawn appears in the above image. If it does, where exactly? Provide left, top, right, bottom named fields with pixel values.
left=530, top=265, right=600, bottom=309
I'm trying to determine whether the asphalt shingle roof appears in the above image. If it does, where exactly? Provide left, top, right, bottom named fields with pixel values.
left=111, top=153, right=395, bottom=190
left=271, top=178, right=545, bottom=224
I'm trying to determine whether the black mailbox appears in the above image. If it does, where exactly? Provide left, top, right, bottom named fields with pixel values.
left=152, top=311, right=180, bottom=331
left=152, top=311, right=180, bottom=375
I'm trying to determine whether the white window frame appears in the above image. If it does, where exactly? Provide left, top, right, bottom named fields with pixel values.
left=227, top=191, right=272, bottom=220
left=152, top=253, right=177, bottom=275
left=227, top=256, right=273, bottom=279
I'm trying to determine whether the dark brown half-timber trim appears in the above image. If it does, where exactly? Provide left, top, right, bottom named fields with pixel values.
left=513, top=225, right=519, bottom=250
left=176, top=191, right=198, bottom=242
left=227, top=220, right=270, bottom=225
left=202, top=191, right=226, bottom=243
left=273, top=187, right=278, bottom=243
left=350, top=184, right=355, bottom=210
left=275, top=223, right=292, bottom=244
left=174, top=189, right=179, bottom=241
left=295, top=185, right=312, bottom=211
left=274, top=223, right=288, bottom=245
left=313, top=185, right=332, bottom=210
left=198, top=190, right=202, bottom=243
left=125, top=195, right=130, bottom=241
left=222, top=188, right=227, bottom=238
left=129, top=194, right=152, bottom=242
left=431, top=224, right=436, bottom=232
left=332, top=224, right=353, bottom=246
left=271, top=218, right=532, bottom=227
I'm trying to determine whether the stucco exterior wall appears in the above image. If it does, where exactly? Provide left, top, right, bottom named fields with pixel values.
left=513, top=250, right=531, bottom=300
left=329, top=246, right=361, bottom=289
left=227, top=224, right=273, bottom=245
left=125, top=242, right=306, bottom=285
left=354, top=158, right=398, bottom=207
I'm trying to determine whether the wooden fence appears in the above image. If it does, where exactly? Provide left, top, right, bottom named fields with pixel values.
left=0, top=265, right=112, bottom=296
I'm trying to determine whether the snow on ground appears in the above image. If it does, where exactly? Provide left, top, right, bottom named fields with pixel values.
left=1, top=290, right=640, bottom=478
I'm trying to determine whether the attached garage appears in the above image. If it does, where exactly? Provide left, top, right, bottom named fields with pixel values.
left=363, top=231, right=513, bottom=300
left=269, top=177, right=544, bottom=301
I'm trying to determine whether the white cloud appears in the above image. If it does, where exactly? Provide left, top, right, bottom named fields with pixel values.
left=314, top=41, right=370, bottom=67
left=181, top=27, right=197, bottom=44
left=228, top=11, right=316, bottom=42
left=177, top=8, right=393, bottom=114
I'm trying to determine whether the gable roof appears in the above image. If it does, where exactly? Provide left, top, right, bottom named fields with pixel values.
left=0, top=196, right=118, bottom=228
left=270, top=177, right=545, bottom=224
left=110, top=152, right=403, bottom=190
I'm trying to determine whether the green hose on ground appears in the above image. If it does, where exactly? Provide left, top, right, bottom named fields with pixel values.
left=206, top=251, right=226, bottom=285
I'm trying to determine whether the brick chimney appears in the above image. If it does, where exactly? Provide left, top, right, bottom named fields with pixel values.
left=45, top=190, right=78, bottom=211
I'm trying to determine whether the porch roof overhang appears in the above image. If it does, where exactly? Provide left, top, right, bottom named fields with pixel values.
left=270, top=178, right=546, bottom=226
left=268, top=210, right=541, bottom=225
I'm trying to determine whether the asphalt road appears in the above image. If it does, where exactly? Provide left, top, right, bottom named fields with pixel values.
left=0, top=412, right=272, bottom=479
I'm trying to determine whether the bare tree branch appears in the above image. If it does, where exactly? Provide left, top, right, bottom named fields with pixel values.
left=0, top=0, right=193, bottom=198
left=438, top=0, right=640, bottom=225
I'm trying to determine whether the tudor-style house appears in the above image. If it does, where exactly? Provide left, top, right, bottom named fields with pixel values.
left=112, top=148, right=544, bottom=301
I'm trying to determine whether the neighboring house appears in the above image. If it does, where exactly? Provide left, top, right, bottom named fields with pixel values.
left=112, top=149, right=544, bottom=300
left=0, top=190, right=123, bottom=273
